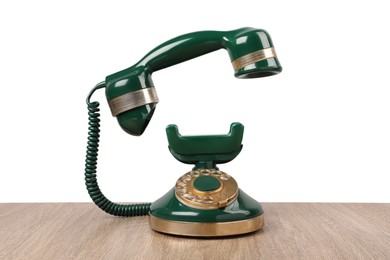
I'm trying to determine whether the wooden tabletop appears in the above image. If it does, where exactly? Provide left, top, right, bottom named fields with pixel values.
left=0, top=203, right=389, bottom=259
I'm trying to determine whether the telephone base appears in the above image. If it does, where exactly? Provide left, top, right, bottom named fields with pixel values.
left=149, top=188, right=264, bottom=237
left=151, top=123, right=264, bottom=236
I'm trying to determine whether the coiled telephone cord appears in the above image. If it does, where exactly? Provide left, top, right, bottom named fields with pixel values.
left=84, top=82, right=151, bottom=216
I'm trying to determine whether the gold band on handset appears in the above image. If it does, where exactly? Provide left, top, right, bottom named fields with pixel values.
left=108, top=87, right=159, bottom=117
left=231, top=47, right=277, bottom=71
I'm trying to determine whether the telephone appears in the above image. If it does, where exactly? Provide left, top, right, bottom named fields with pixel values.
left=84, top=27, right=282, bottom=237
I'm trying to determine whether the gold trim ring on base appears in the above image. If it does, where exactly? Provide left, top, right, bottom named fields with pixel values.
left=148, top=214, right=264, bottom=237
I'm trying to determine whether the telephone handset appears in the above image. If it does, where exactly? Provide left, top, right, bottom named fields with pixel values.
left=85, top=27, right=282, bottom=237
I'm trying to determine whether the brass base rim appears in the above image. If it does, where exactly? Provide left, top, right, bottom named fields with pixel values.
left=149, top=214, right=264, bottom=237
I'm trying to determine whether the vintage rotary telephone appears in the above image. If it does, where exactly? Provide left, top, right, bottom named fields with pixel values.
left=84, top=27, right=282, bottom=237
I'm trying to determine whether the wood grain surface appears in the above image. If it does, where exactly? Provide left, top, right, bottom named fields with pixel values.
left=0, top=203, right=389, bottom=259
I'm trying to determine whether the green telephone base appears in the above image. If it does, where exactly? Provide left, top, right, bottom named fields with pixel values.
left=148, top=123, right=264, bottom=237
left=149, top=188, right=263, bottom=237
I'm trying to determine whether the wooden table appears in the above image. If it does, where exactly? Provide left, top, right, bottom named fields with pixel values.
left=0, top=203, right=389, bottom=259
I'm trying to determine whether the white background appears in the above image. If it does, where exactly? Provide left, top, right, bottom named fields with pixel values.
left=0, top=0, right=389, bottom=203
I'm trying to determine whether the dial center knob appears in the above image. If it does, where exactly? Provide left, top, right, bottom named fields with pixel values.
left=193, top=176, right=221, bottom=192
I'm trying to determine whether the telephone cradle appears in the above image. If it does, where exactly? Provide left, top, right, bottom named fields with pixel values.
left=84, top=27, right=281, bottom=237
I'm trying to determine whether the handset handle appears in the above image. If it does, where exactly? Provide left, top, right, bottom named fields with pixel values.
left=137, top=30, right=225, bottom=72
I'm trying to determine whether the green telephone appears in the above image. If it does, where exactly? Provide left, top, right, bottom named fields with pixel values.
left=85, top=27, right=282, bottom=237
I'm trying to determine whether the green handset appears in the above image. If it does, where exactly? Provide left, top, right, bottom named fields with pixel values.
left=85, top=27, right=282, bottom=237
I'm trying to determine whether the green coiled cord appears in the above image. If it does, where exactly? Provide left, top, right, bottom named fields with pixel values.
left=84, top=82, right=151, bottom=216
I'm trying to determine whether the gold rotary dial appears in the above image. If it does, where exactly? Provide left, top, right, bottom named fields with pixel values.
left=175, top=169, right=239, bottom=210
